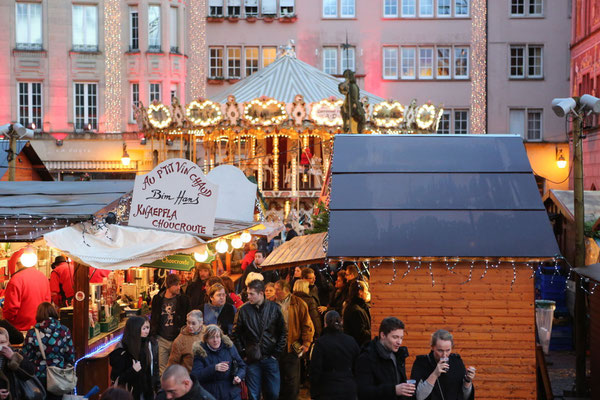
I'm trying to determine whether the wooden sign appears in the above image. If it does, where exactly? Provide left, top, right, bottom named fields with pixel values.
left=129, top=158, right=219, bottom=236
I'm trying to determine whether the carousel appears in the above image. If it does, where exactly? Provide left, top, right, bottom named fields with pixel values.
left=134, top=45, right=444, bottom=226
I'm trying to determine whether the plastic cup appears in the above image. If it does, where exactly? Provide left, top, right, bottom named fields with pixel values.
left=406, top=379, right=416, bottom=385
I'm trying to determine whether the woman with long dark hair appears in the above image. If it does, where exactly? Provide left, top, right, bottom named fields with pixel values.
left=310, top=311, right=360, bottom=400
left=109, top=316, right=159, bottom=400
left=342, top=280, right=371, bottom=347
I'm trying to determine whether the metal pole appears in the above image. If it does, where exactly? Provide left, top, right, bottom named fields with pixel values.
left=8, top=129, right=16, bottom=181
left=573, top=108, right=587, bottom=396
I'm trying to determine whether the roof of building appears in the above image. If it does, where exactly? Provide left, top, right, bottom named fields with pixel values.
left=210, top=53, right=384, bottom=104
left=261, top=232, right=327, bottom=270
left=543, top=189, right=600, bottom=222
left=0, top=140, right=53, bottom=181
left=326, top=134, right=560, bottom=259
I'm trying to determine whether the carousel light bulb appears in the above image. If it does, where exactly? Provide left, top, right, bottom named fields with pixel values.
left=215, top=239, right=229, bottom=253
left=20, top=246, right=37, bottom=268
left=231, top=237, right=243, bottom=249
left=241, top=230, right=252, bottom=243
left=193, top=250, right=209, bottom=262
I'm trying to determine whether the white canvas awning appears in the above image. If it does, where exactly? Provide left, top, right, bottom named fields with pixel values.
left=44, top=223, right=207, bottom=270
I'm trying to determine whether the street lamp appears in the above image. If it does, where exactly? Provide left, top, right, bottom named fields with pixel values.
left=556, top=148, right=567, bottom=169
left=552, top=93, right=600, bottom=397
left=121, top=142, right=131, bottom=166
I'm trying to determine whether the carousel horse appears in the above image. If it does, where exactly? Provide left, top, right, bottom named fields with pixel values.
left=170, top=96, right=185, bottom=128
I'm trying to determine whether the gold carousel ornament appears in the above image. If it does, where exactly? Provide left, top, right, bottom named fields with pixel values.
left=147, top=101, right=172, bottom=129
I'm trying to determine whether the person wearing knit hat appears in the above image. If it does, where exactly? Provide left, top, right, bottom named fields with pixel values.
left=3, top=250, right=51, bottom=331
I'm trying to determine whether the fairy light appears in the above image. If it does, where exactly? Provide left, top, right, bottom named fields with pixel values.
left=510, top=261, right=517, bottom=290
left=302, top=136, right=309, bottom=183
left=189, top=0, right=207, bottom=98
left=210, top=157, right=214, bottom=171
left=470, top=0, right=487, bottom=134
left=258, top=158, right=263, bottom=189
left=186, top=100, right=223, bottom=126
left=273, top=135, right=279, bottom=191
left=104, top=0, right=122, bottom=133
left=415, top=104, right=437, bottom=129
left=148, top=103, right=172, bottom=129
left=291, top=157, right=297, bottom=195
left=203, top=158, right=208, bottom=174
left=429, top=262, right=435, bottom=286
left=387, top=258, right=397, bottom=285
left=243, top=98, right=287, bottom=126
left=310, top=99, right=344, bottom=126
left=373, top=101, right=405, bottom=128
left=284, top=200, right=290, bottom=218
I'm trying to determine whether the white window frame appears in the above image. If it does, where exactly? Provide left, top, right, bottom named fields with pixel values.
left=280, top=0, right=295, bottom=16
left=341, top=46, right=356, bottom=72
left=228, top=0, right=241, bottom=16
left=401, top=0, right=416, bottom=17
left=437, top=0, right=451, bottom=17
left=527, top=109, right=542, bottom=141
left=262, top=46, right=277, bottom=67
left=170, top=7, right=178, bottom=53
left=170, top=84, right=178, bottom=102
left=131, top=83, right=139, bottom=122
left=527, top=45, right=543, bottom=78
left=129, top=7, right=139, bottom=51
left=209, top=47, right=224, bottom=78
left=323, top=0, right=338, bottom=17
left=454, top=109, right=469, bottom=134
left=245, top=47, right=259, bottom=76
left=383, top=47, right=399, bottom=79
left=384, top=0, right=398, bottom=18
left=511, top=0, right=543, bottom=17
left=436, top=47, right=451, bottom=79
left=509, top=108, right=542, bottom=141
left=340, top=0, right=355, bottom=17
left=149, top=82, right=161, bottom=103
left=209, top=0, right=224, bottom=16
left=323, top=47, right=338, bottom=75
left=454, top=47, right=469, bottom=79
left=401, top=47, right=415, bottom=79
left=261, top=0, right=277, bottom=15
left=418, top=47, right=434, bottom=79
left=227, top=47, right=242, bottom=78
left=73, top=82, right=98, bottom=130
left=419, top=0, right=434, bottom=17
left=18, top=82, right=43, bottom=129
left=437, top=110, right=451, bottom=134
left=72, top=5, right=98, bottom=52
left=245, top=0, right=258, bottom=16
left=148, top=5, right=161, bottom=52
left=454, top=0, right=469, bottom=17
left=16, top=3, right=42, bottom=50
left=509, top=44, right=543, bottom=79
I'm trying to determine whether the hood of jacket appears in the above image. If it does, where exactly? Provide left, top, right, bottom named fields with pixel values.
left=180, top=325, right=202, bottom=337
left=192, top=334, right=233, bottom=358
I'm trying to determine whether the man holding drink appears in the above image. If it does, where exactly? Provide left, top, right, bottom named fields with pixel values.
left=410, top=329, right=476, bottom=400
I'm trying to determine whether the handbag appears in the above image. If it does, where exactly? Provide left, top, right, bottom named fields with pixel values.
left=14, top=369, right=46, bottom=400
left=35, top=328, right=77, bottom=395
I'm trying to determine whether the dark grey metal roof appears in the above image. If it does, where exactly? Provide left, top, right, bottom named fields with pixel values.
left=327, top=134, right=560, bottom=258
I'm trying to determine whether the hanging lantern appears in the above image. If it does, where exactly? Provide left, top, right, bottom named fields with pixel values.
left=194, top=250, right=209, bottom=263
left=231, top=237, right=243, bottom=249
left=20, top=246, right=37, bottom=268
left=241, top=230, right=252, bottom=243
left=215, top=239, right=229, bottom=254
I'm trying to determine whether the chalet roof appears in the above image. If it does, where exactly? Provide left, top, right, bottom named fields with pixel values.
left=210, top=54, right=383, bottom=104
left=0, top=140, right=52, bottom=181
left=543, top=189, right=600, bottom=223
left=326, top=134, right=560, bottom=259
left=261, top=232, right=327, bottom=270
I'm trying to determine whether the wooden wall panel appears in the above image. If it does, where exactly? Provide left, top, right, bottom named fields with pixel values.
left=369, top=262, right=536, bottom=400
left=591, top=290, right=600, bottom=400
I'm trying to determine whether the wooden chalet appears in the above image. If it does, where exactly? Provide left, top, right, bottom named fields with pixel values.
left=0, top=140, right=52, bottom=181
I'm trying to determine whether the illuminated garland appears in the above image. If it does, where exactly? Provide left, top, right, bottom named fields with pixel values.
left=186, top=100, right=223, bottom=126
left=310, top=99, right=344, bottom=126
left=372, top=101, right=405, bottom=128
left=189, top=0, right=207, bottom=98
left=291, top=157, right=297, bottom=195
left=470, top=0, right=487, bottom=133
left=243, top=98, right=288, bottom=126
left=416, top=104, right=437, bottom=129
left=104, top=0, right=122, bottom=133
left=273, top=135, right=279, bottom=191
left=148, top=103, right=172, bottom=129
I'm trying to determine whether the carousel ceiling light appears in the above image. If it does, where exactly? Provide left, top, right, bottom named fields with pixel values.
left=194, top=250, right=209, bottom=262
left=240, top=230, right=252, bottom=243
left=231, top=237, right=243, bottom=249
left=20, top=246, right=37, bottom=268
left=215, top=239, right=229, bottom=253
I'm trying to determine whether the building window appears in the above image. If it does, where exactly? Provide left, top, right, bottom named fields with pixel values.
left=384, top=0, right=398, bottom=17
left=341, top=0, right=355, bottom=17
left=511, top=0, right=542, bottom=16
left=419, top=47, right=433, bottom=79
left=454, top=47, right=469, bottom=78
left=510, top=45, right=543, bottom=78
left=510, top=108, right=542, bottom=140
left=454, top=0, right=469, bottom=16
left=170, top=7, right=178, bottom=53
left=150, top=83, right=161, bottom=102
left=72, top=5, right=98, bottom=52
left=263, top=47, right=277, bottom=67
left=228, top=47, right=241, bottom=78
left=454, top=110, right=468, bottom=134
left=324, top=0, right=355, bottom=18
left=170, top=84, right=178, bottom=101
left=131, top=83, right=139, bottom=121
left=437, top=47, right=451, bottom=79
left=228, top=0, right=241, bottom=16
left=74, top=83, right=97, bottom=130
left=16, top=3, right=42, bottom=50
left=246, top=47, right=259, bottom=76
left=245, top=0, right=258, bottom=16
left=280, top=0, right=295, bottom=15
left=402, top=0, right=416, bottom=17
left=148, top=5, right=161, bottom=52
left=419, top=0, right=433, bottom=17
left=262, top=0, right=276, bottom=15
left=209, top=0, right=224, bottom=16
left=129, top=7, right=139, bottom=51
left=437, top=110, right=451, bottom=134
left=323, top=0, right=337, bottom=17
left=383, top=47, right=398, bottom=79
left=323, top=47, right=338, bottom=75
left=401, top=47, right=415, bottom=79
left=437, top=0, right=451, bottom=16
left=18, top=82, right=42, bottom=129
left=209, top=47, right=224, bottom=77
left=341, top=47, right=356, bottom=72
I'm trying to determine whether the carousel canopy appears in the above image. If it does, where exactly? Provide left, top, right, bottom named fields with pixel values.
left=327, top=134, right=560, bottom=259
left=210, top=52, right=384, bottom=104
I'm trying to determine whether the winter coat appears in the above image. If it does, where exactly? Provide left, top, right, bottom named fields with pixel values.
left=240, top=251, right=256, bottom=272
left=355, top=338, right=409, bottom=400
left=21, top=317, right=75, bottom=385
left=328, top=287, right=346, bottom=315
left=410, top=352, right=475, bottom=400
left=343, top=297, right=371, bottom=347
left=229, top=293, right=244, bottom=309
left=3, top=268, right=51, bottom=331
left=109, top=339, right=160, bottom=400
left=204, top=303, right=236, bottom=335
left=280, top=294, right=314, bottom=352
left=0, top=351, right=37, bottom=400
left=191, top=335, right=247, bottom=400
left=231, top=300, right=287, bottom=361
left=309, top=326, right=360, bottom=400
left=0, top=320, right=24, bottom=345
left=155, top=375, right=216, bottom=400
left=49, top=262, right=75, bottom=306
left=293, top=291, right=322, bottom=338
left=186, top=279, right=208, bottom=311
left=150, top=291, right=190, bottom=340
left=167, top=325, right=203, bottom=372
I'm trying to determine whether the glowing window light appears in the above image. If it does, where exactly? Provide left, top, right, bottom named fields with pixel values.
left=186, top=100, right=223, bottom=126
left=148, top=103, right=172, bottom=129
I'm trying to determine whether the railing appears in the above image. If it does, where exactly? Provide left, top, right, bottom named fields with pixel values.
left=16, top=43, right=43, bottom=51
left=73, top=44, right=99, bottom=52
left=148, top=45, right=162, bottom=53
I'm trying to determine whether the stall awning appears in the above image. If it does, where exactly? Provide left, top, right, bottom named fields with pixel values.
left=261, top=232, right=327, bottom=271
left=574, top=264, right=600, bottom=283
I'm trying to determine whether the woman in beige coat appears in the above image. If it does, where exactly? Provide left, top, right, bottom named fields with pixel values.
left=166, top=309, right=204, bottom=372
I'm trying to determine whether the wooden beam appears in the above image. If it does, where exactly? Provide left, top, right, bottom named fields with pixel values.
left=73, top=262, right=89, bottom=359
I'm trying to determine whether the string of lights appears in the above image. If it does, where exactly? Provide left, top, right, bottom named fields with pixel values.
left=189, top=0, right=207, bottom=98
left=104, top=0, right=122, bottom=133
left=470, top=0, right=487, bottom=134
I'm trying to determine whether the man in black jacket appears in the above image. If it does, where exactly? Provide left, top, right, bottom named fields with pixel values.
left=151, top=274, right=190, bottom=375
left=231, top=279, right=287, bottom=400
left=355, top=317, right=415, bottom=399
left=157, top=364, right=216, bottom=400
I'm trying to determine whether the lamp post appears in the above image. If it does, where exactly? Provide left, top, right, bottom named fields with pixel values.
left=552, top=94, right=600, bottom=396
